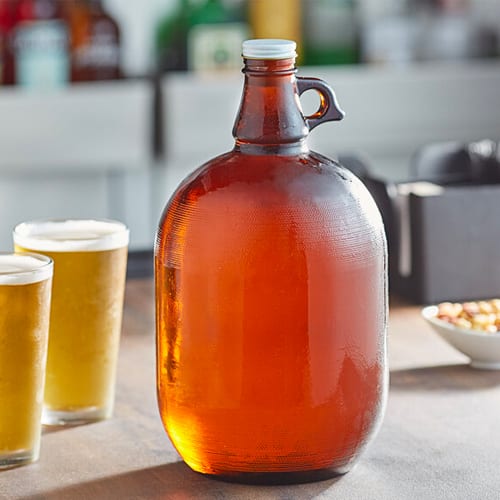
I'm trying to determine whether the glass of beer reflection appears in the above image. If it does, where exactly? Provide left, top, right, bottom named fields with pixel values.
left=13, top=219, right=129, bottom=426
left=0, top=253, right=53, bottom=468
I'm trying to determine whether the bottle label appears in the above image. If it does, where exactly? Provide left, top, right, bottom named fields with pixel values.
left=74, top=20, right=120, bottom=70
left=74, top=39, right=120, bottom=69
left=13, top=20, right=69, bottom=88
left=188, top=23, right=248, bottom=72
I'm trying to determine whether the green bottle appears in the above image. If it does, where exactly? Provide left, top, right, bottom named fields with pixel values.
left=155, top=0, right=191, bottom=72
left=186, top=0, right=248, bottom=72
left=303, top=0, right=360, bottom=66
left=155, top=0, right=248, bottom=73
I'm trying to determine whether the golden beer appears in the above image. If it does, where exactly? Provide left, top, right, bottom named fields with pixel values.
left=0, top=253, right=52, bottom=468
left=14, top=219, right=129, bottom=425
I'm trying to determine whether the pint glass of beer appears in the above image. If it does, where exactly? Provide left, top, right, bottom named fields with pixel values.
left=0, top=253, right=53, bottom=468
left=13, top=219, right=129, bottom=426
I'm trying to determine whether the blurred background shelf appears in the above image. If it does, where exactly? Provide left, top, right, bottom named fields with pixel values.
left=0, top=61, right=499, bottom=254
left=0, top=79, right=155, bottom=251
left=307, top=60, right=500, bottom=176
left=159, top=60, right=500, bottom=196
left=0, top=80, right=153, bottom=172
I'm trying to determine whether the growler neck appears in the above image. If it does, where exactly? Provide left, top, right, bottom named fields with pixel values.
left=243, top=57, right=296, bottom=75
left=232, top=57, right=309, bottom=155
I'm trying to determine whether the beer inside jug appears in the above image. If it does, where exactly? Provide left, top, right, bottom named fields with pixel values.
left=155, top=39, right=388, bottom=483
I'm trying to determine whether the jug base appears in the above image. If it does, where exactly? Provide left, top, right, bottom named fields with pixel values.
left=197, top=467, right=349, bottom=485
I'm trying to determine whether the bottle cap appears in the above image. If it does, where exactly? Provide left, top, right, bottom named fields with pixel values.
left=242, top=39, right=297, bottom=60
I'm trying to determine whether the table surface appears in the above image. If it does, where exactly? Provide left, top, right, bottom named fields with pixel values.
left=2, top=278, right=499, bottom=500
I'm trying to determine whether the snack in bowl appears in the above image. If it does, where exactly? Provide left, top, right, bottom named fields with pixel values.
left=436, top=300, right=500, bottom=334
left=422, top=300, right=500, bottom=370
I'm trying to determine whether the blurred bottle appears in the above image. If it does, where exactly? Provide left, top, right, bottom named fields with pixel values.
left=360, top=0, right=419, bottom=66
left=0, top=1, right=14, bottom=84
left=66, top=0, right=121, bottom=81
left=417, top=0, right=492, bottom=61
left=187, top=0, right=248, bottom=72
left=155, top=0, right=189, bottom=72
left=6, top=0, right=70, bottom=87
left=249, top=0, right=302, bottom=60
left=302, top=0, right=359, bottom=66
left=156, top=0, right=248, bottom=74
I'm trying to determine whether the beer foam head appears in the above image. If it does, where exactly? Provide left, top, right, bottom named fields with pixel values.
left=0, top=253, right=53, bottom=285
left=13, top=219, right=129, bottom=252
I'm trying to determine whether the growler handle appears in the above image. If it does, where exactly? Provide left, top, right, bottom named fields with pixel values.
left=296, top=77, right=345, bottom=131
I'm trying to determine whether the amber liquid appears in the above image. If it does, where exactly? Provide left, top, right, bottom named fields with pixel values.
left=156, top=152, right=387, bottom=478
left=0, top=277, right=51, bottom=464
left=15, top=245, right=128, bottom=416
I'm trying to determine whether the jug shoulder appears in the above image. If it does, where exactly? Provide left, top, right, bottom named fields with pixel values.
left=171, top=150, right=362, bottom=202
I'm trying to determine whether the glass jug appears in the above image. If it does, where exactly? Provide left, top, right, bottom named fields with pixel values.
left=155, top=39, right=388, bottom=482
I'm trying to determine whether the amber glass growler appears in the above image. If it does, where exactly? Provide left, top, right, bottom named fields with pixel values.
left=155, top=39, right=388, bottom=482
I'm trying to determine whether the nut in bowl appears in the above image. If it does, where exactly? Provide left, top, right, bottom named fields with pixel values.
left=422, top=300, right=500, bottom=370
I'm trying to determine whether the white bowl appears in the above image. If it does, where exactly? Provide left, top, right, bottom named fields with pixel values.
left=422, top=305, right=500, bottom=370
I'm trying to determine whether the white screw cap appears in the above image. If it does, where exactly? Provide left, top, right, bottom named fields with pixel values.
left=242, top=39, right=297, bottom=60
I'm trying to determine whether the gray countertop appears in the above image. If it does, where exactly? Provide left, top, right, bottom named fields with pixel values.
left=2, top=282, right=499, bottom=500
